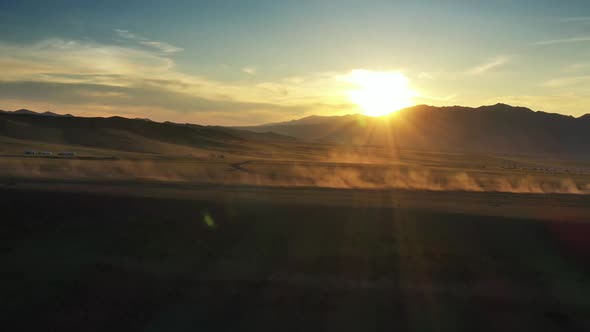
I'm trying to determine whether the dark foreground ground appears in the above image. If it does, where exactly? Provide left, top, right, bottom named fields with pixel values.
left=1, top=185, right=590, bottom=331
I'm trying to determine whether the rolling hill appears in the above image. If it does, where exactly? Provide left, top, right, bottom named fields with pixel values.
left=238, top=104, right=590, bottom=156
left=3, top=104, right=590, bottom=157
left=0, top=111, right=294, bottom=155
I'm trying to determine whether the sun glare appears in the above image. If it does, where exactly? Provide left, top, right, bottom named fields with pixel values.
left=342, top=70, right=415, bottom=117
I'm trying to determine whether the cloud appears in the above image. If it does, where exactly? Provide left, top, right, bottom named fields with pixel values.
left=0, top=81, right=307, bottom=113
left=533, top=36, right=590, bottom=46
left=542, top=75, right=590, bottom=88
left=115, top=29, right=184, bottom=53
left=0, top=39, right=174, bottom=83
left=114, top=29, right=138, bottom=39
left=137, top=41, right=184, bottom=54
left=0, top=80, right=334, bottom=125
left=467, top=56, right=509, bottom=75
left=242, top=66, right=257, bottom=74
left=0, top=39, right=355, bottom=125
left=562, top=63, right=590, bottom=73
left=417, top=72, right=435, bottom=80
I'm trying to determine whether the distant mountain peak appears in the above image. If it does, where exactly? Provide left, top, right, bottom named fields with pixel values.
left=236, top=103, right=590, bottom=156
left=6, top=108, right=74, bottom=117
left=14, top=109, right=37, bottom=115
left=258, top=113, right=362, bottom=127
left=477, top=103, right=534, bottom=113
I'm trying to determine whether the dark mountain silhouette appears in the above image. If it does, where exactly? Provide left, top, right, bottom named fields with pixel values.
left=0, top=111, right=294, bottom=154
left=261, top=114, right=365, bottom=126
left=1, top=109, right=74, bottom=117
left=41, top=111, right=73, bottom=117
left=239, top=104, right=590, bottom=156
left=13, top=109, right=38, bottom=115
left=3, top=104, right=589, bottom=157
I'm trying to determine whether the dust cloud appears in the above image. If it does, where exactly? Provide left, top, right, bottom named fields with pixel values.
left=275, top=166, right=589, bottom=194
left=1, top=158, right=589, bottom=195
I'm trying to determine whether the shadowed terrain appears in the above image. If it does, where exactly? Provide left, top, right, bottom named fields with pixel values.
left=239, top=104, right=590, bottom=156
left=1, top=185, right=590, bottom=331
left=0, top=111, right=294, bottom=156
left=1, top=106, right=590, bottom=331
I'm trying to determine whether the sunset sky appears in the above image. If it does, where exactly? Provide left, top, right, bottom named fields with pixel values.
left=1, top=0, right=590, bottom=125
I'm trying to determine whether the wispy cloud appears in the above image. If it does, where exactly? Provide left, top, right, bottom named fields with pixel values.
left=562, top=63, right=590, bottom=73
left=533, top=36, right=590, bottom=46
left=242, top=66, right=257, bottom=74
left=542, top=75, right=590, bottom=88
left=0, top=38, right=356, bottom=125
left=115, top=29, right=183, bottom=54
left=114, top=29, right=137, bottom=39
left=467, top=56, right=509, bottom=75
left=137, top=41, right=183, bottom=54
left=417, top=72, right=435, bottom=80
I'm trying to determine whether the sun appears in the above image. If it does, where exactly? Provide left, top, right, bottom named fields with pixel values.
left=342, top=70, right=415, bottom=117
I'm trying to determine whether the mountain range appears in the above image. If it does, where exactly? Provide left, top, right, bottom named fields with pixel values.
left=239, top=104, right=590, bottom=156
left=0, top=108, right=74, bottom=117
left=1, top=104, right=589, bottom=157
left=0, top=110, right=293, bottom=155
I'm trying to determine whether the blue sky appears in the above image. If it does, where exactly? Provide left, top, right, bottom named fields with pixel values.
left=1, top=0, right=590, bottom=124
